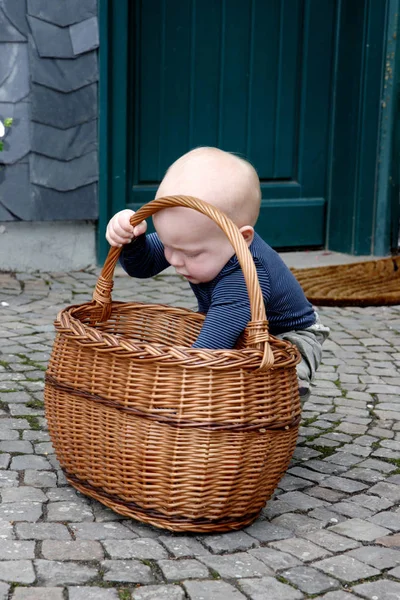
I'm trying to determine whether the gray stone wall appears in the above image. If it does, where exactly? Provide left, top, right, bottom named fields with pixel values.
left=0, top=0, right=99, bottom=222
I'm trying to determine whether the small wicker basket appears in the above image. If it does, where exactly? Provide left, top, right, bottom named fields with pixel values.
left=45, top=195, right=301, bottom=532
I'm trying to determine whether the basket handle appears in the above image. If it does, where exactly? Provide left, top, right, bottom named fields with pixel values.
left=92, top=195, right=274, bottom=368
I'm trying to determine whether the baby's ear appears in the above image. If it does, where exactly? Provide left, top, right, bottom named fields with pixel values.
left=239, top=225, right=254, bottom=246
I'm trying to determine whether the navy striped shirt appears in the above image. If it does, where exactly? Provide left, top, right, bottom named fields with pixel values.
left=120, top=232, right=316, bottom=349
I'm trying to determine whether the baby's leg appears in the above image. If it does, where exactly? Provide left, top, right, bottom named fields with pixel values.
left=276, top=314, right=330, bottom=402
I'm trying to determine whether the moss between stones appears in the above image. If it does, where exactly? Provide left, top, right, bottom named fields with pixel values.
left=15, top=415, right=41, bottom=430
left=25, top=399, right=44, bottom=410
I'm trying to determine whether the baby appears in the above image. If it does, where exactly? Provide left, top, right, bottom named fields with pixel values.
left=106, top=147, right=329, bottom=399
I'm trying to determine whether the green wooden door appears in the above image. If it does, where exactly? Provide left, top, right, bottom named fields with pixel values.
left=127, top=0, right=335, bottom=247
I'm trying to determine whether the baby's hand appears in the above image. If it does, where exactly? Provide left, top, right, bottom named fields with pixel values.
left=106, top=209, right=147, bottom=247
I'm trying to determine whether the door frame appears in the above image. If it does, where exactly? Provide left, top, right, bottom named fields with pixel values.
left=98, top=0, right=129, bottom=265
left=326, top=0, right=400, bottom=255
left=98, top=0, right=399, bottom=264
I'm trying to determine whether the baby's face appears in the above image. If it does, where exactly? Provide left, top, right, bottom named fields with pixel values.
left=153, top=208, right=235, bottom=284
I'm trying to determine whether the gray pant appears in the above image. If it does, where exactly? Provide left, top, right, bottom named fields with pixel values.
left=276, top=313, right=330, bottom=385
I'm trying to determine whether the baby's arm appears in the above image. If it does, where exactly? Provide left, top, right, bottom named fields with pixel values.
left=192, top=269, right=254, bottom=349
left=106, top=209, right=170, bottom=278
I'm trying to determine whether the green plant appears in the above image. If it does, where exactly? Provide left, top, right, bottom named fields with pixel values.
left=25, top=399, right=44, bottom=410
left=16, top=415, right=41, bottom=430
left=0, top=118, right=13, bottom=151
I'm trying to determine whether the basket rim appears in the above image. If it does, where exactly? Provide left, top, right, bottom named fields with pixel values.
left=54, top=301, right=300, bottom=371
left=93, top=195, right=279, bottom=370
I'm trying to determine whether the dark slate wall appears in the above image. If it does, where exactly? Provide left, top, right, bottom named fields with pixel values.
left=0, top=0, right=98, bottom=221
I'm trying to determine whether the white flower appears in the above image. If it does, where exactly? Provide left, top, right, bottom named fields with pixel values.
left=0, top=120, right=5, bottom=138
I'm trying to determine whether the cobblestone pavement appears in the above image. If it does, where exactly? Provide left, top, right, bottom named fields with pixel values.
left=0, top=266, right=400, bottom=600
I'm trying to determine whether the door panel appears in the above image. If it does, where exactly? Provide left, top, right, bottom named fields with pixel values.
left=128, top=0, right=336, bottom=247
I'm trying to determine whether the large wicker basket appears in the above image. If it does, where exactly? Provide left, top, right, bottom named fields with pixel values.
left=45, top=195, right=301, bottom=532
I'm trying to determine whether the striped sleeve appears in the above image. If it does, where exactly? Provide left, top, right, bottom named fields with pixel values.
left=192, top=263, right=271, bottom=349
left=119, top=232, right=170, bottom=278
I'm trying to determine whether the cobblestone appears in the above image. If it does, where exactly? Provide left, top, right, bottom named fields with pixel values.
left=0, top=560, right=35, bottom=583
left=199, top=552, right=272, bottom=578
left=345, top=545, right=400, bottom=569
left=46, top=488, right=86, bottom=502
left=270, top=537, right=332, bottom=562
left=282, top=565, right=338, bottom=595
left=348, top=493, right=394, bottom=512
left=103, top=538, right=168, bottom=559
left=0, top=268, right=399, bottom=597
left=0, top=470, right=18, bottom=487
left=238, top=577, right=303, bottom=599
left=12, top=589, right=64, bottom=600
left=0, top=501, right=43, bottom=522
left=388, top=565, right=400, bottom=578
left=244, top=521, right=293, bottom=542
left=0, top=455, right=10, bottom=469
left=47, top=501, right=94, bottom=522
left=249, top=547, right=302, bottom=571
left=102, top=560, right=155, bottom=583
left=328, top=501, right=373, bottom=519
left=0, top=520, right=13, bottom=539
left=15, top=523, right=71, bottom=540
left=0, top=540, right=35, bottom=560
left=376, top=533, right=400, bottom=549
left=132, top=585, right=185, bottom=599
left=158, top=558, right=210, bottom=581
left=158, top=536, right=210, bottom=557
left=184, top=580, right=246, bottom=599
left=352, top=579, right=400, bottom=599
left=35, top=560, right=98, bottom=585
left=272, top=513, right=324, bottom=533
left=368, top=510, right=400, bottom=531
left=369, top=481, right=400, bottom=503
left=1, top=487, right=46, bottom=503
left=41, top=539, right=104, bottom=560
left=71, top=522, right=139, bottom=539
left=68, top=589, right=120, bottom=600
left=300, top=529, right=360, bottom=552
left=277, top=491, right=327, bottom=510
left=199, top=530, right=257, bottom=553
left=10, top=455, right=51, bottom=470
left=307, top=486, right=348, bottom=503
left=313, top=555, right=380, bottom=582
left=23, top=469, right=57, bottom=487
left=341, top=467, right=384, bottom=483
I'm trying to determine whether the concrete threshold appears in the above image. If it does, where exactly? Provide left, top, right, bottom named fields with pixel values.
left=279, top=249, right=386, bottom=269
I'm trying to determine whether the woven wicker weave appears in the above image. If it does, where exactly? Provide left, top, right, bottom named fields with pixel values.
left=292, top=256, right=400, bottom=306
left=45, top=196, right=301, bottom=532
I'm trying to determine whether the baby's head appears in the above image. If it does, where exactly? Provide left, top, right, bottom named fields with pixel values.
left=153, top=147, right=261, bottom=284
